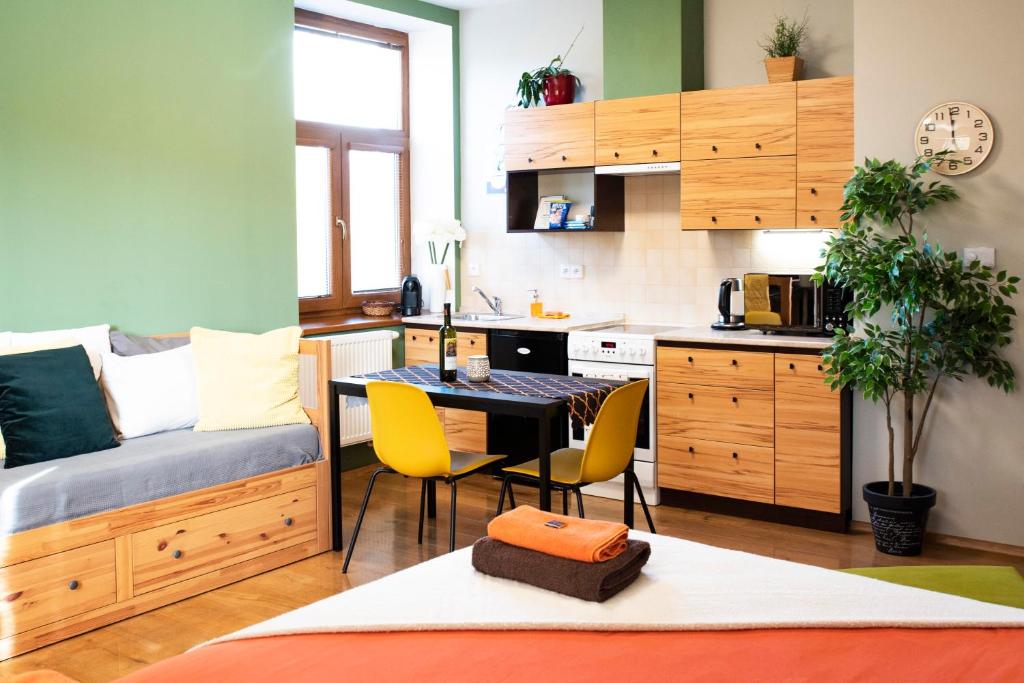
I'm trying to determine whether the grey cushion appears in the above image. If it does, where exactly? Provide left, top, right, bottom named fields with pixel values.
left=110, top=331, right=189, bottom=356
left=0, top=424, right=322, bottom=533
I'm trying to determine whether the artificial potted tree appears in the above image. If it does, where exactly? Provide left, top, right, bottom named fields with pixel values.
left=759, top=15, right=808, bottom=83
left=816, top=154, right=1018, bottom=556
left=515, top=28, right=583, bottom=107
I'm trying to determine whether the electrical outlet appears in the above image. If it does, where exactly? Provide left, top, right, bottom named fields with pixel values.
left=963, top=247, right=995, bottom=269
left=559, top=264, right=584, bottom=279
left=467, top=262, right=480, bottom=276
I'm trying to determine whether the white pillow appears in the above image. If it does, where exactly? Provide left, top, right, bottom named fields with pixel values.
left=100, top=345, right=199, bottom=439
left=11, top=324, right=111, bottom=359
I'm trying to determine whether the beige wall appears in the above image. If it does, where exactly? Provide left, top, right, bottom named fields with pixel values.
left=852, top=0, right=1024, bottom=546
left=704, top=0, right=853, bottom=88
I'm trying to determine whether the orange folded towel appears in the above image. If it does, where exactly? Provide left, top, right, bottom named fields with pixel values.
left=487, top=505, right=629, bottom=563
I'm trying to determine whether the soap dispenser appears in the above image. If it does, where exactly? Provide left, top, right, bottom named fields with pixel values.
left=528, top=289, right=543, bottom=317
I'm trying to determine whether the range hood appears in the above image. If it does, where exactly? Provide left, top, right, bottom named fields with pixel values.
left=594, top=161, right=680, bottom=176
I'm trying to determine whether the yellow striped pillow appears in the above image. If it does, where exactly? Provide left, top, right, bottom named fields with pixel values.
left=190, top=326, right=309, bottom=432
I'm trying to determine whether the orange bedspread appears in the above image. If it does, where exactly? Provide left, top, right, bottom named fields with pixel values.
left=117, top=628, right=1024, bottom=683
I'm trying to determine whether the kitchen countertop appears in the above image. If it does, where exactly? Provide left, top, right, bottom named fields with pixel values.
left=654, top=326, right=835, bottom=350
left=402, top=312, right=623, bottom=333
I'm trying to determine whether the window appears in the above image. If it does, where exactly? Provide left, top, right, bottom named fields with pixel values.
left=293, top=10, right=410, bottom=317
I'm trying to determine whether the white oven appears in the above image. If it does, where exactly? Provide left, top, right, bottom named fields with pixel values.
left=567, top=324, right=676, bottom=505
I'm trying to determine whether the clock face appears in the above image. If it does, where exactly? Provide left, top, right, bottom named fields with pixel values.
left=915, top=101, right=994, bottom=175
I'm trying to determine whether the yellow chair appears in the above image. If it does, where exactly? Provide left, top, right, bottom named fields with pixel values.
left=343, top=381, right=505, bottom=573
left=495, top=379, right=656, bottom=533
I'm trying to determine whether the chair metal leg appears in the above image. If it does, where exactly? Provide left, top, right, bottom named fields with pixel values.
left=417, top=479, right=427, bottom=545
left=507, top=482, right=517, bottom=509
left=342, top=466, right=387, bottom=573
left=631, top=471, right=656, bottom=534
left=562, top=488, right=569, bottom=516
left=448, top=480, right=458, bottom=553
left=496, top=476, right=510, bottom=516
left=575, top=487, right=585, bottom=518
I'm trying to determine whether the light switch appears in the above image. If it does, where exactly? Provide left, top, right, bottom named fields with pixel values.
left=963, top=247, right=995, bottom=269
left=559, top=264, right=584, bottom=279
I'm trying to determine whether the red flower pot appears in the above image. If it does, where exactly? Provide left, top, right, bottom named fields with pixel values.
left=543, top=74, right=576, bottom=106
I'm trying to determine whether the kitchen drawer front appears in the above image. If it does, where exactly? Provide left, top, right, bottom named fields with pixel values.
left=680, top=156, right=795, bottom=230
left=659, top=436, right=774, bottom=504
left=775, top=354, right=842, bottom=512
left=456, top=331, right=487, bottom=364
left=404, top=328, right=437, bottom=366
left=595, top=93, right=680, bottom=165
left=131, top=487, right=316, bottom=594
left=445, top=408, right=488, bottom=453
left=1, top=540, right=116, bottom=636
left=658, top=382, right=774, bottom=447
left=681, top=82, right=795, bottom=160
left=797, top=162, right=850, bottom=228
left=505, top=102, right=595, bottom=171
left=657, top=345, right=774, bottom=391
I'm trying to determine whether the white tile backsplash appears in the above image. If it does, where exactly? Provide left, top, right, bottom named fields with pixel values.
left=461, top=175, right=831, bottom=325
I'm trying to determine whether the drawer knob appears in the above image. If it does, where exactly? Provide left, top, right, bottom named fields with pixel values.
left=428, top=336, right=434, bottom=342
left=731, top=396, right=738, bottom=403
left=470, top=339, right=476, bottom=345
left=731, top=359, right=738, bottom=366
left=68, top=580, right=80, bottom=591
left=810, top=187, right=818, bottom=195
left=172, top=550, right=183, bottom=559
left=711, top=216, right=717, bottom=224
left=711, top=145, right=718, bottom=152
left=528, top=157, right=534, bottom=163
left=561, top=155, right=567, bottom=161
left=652, top=149, right=658, bottom=157
left=688, top=446, right=695, bottom=453
left=687, top=356, right=694, bottom=363
left=732, top=452, right=738, bottom=459
left=284, top=517, right=294, bottom=527
left=614, top=151, right=620, bottom=158
left=412, top=335, right=417, bottom=341
left=755, top=142, right=762, bottom=150
left=789, top=363, right=795, bottom=370
left=754, top=215, right=761, bottom=223
left=818, top=364, right=824, bottom=372
left=687, top=392, right=694, bottom=399
left=811, top=215, right=818, bottom=223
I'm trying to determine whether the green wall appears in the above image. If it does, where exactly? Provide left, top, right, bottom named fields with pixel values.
left=603, top=0, right=704, bottom=98
left=0, top=0, right=299, bottom=335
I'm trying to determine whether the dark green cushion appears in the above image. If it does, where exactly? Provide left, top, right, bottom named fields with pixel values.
left=842, top=565, right=1024, bottom=609
left=0, top=346, right=119, bottom=468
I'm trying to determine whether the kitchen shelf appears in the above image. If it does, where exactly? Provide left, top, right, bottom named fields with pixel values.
left=506, top=167, right=624, bottom=233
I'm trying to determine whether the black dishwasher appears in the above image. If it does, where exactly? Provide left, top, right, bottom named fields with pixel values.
left=487, top=329, right=569, bottom=466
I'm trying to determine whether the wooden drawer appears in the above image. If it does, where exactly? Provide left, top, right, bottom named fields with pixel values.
left=131, top=488, right=316, bottom=594
left=595, top=93, right=680, bottom=165
left=680, top=156, right=795, bottom=229
left=659, top=436, right=774, bottom=504
left=797, top=162, right=850, bottom=228
left=657, top=346, right=774, bottom=391
left=775, top=354, right=842, bottom=513
left=1, top=541, right=116, bottom=636
left=681, top=82, right=795, bottom=160
left=505, top=101, right=595, bottom=171
left=445, top=408, right=487, bottom=453
left=405, top=329, right=487, bottom=367
left=658, top=382, right=774, bottom=447
left=456, top=331, right=487, bottom=364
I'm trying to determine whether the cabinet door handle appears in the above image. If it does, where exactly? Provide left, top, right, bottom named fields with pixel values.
left=688, top=446, right=695, bottom=453
left=470, top=339, right=476, bottom=345
left=561, top=155, right=567, bottom=161
left=810, top=215, right=818, bottom=223
left=754, top=215, right=761, bottom=223
left=711, top=145, right=718, bottom=153
left=527, top=157, right=534, bottom=163
left=732, top=452, right=738, bottom=459
left=711, top=216, right=717, bottom=224
left=411, top=335, right=417, bottom=341
left=789, top=363, right=795, bottom=370
left=428, top=336, right=434, bottom=343
left=283, top=517, right=294, bottom=527
left=614, top=151, right=620, bottom=159
left=652, top=149, right=658, bottom=157
left=818, top=364, right=824, bottom=372
left=687, top=356, right=694, bottom=363
left=68, top=580, right=80, bottom=591
left=755, top=142, right=762, bottom=150
left=687, top=392, right=694, bottom=399
left=517, top=347, right=531, bottom=355
left=732, top=396, right=738, bottom=403
left=810, top=187, right=818, bottom=195
left=731, top=359, right=738, bottom=366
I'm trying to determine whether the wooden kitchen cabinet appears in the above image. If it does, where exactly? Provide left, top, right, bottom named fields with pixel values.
left=505, top=102, right=595, bottom=171
left=404, top=327, right=488, bottom=453
left=796, top=76, right=854, bottom=228
left=680, top=156, right=795, bottom=229
left=774, top=354, right=843, bottom=513
left=595, top=93, right=680, bottom=165
left=680, top=82, right=796, bottom=161
left=660, top=437, right=774, bottom=504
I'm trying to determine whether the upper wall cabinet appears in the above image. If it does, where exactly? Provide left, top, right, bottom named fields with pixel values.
left=505, top=102, right=595, bottom=171
left=681, top=82, right=796, bottom=161
left=595, top=93, right=681, bottom=165
left=681, top=156, right=796, bottom=229
left=796, top=76, right=854, bottom=228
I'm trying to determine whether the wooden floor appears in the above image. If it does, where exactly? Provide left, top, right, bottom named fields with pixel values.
left=4, top=465, right=1022, bottom=682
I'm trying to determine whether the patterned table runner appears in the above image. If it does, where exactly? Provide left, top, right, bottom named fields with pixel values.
left=353, top=366, right=620, bottom=428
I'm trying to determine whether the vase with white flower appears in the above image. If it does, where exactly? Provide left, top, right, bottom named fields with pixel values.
left=415, top=218, right=467, bottom=313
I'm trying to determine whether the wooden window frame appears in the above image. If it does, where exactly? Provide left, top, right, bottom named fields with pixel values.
left=294, top=9, right=411, bottom=320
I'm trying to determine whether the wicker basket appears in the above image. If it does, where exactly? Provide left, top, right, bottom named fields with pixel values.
left=361, top=301, right=396, bottom=317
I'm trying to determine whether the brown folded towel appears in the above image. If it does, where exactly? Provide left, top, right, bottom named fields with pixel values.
left=472, top=536, right=651, bottom=603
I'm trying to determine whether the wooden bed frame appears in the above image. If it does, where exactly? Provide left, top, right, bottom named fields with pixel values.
left=0, top=338, right=334, bottom=660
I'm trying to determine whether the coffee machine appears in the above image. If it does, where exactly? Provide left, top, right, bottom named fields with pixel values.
left=711, top=277, right=745, bottom=330
left=401, top=275, right=422, bottom=316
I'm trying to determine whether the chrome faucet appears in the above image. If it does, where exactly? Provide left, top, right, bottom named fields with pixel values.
left=473, top=286, right=502, bottom=316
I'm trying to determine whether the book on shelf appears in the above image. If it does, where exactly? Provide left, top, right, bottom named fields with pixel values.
left=534, top=195, right=565, bottom=229
left=548, top=201, right=572, bottom=229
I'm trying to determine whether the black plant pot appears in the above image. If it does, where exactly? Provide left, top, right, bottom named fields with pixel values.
left=862, top=482, right=937, bottom=556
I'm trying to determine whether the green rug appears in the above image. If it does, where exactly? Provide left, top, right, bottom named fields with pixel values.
left=842, top=565, right=1024, bottom=609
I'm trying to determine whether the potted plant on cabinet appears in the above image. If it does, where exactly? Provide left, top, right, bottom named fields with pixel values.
left=515, top=27, right=583, bottom=108
left=759, top=15, right=808, bottom=83
left=816, top=154, right=1018, bottom=556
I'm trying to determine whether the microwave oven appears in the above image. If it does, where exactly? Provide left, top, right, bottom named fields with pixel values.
left=742, top=273, right=853, bottom=336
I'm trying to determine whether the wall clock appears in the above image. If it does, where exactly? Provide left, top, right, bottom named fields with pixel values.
left=914, top=101, right=994, bottom=175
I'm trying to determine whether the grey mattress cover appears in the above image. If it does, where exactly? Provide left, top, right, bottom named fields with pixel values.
left=0, top=424, right=322, bottom=534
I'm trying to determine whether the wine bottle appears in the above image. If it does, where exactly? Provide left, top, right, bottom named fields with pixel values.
left=439, top=303, right=457, bottom=381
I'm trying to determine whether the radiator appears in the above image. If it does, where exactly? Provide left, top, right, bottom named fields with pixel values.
left=299, top=329, right=397, bottom=445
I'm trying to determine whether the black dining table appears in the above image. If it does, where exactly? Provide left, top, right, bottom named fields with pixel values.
left=328, top=366, right=631, bottom=551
